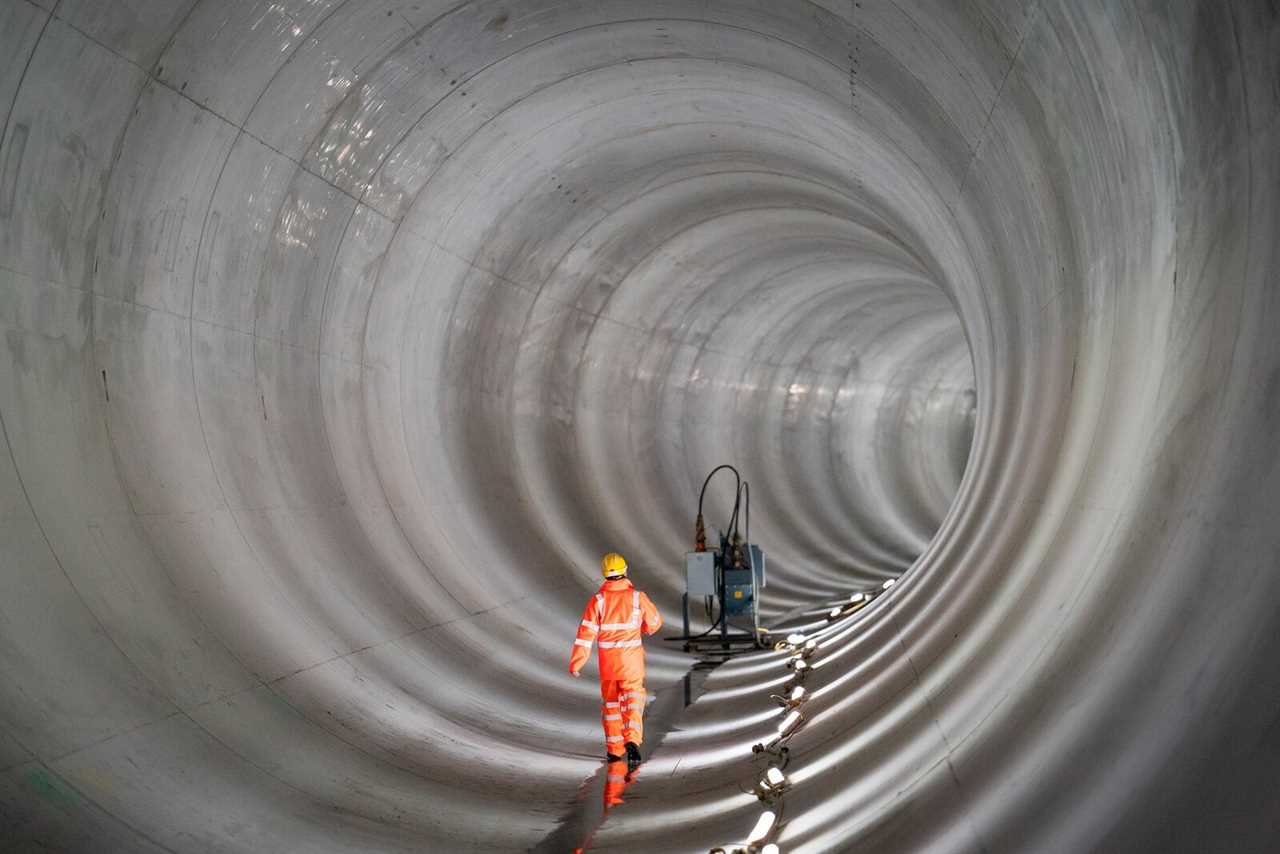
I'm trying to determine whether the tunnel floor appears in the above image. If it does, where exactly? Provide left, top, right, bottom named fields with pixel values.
left=533, top=659, right=720, bottom=853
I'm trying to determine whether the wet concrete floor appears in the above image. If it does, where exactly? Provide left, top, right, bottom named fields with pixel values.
left=532, top=661, right=721, bottom=853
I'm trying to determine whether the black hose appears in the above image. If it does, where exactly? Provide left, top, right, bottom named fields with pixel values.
left=685, top=596, right=725, bottom=640
left=741, top=481, right=749, bottom=545
left=725, top=479, right=744, bottom=544
left=698, top=465, right=740, bottom=519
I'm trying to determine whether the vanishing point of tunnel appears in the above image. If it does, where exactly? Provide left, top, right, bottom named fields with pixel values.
left=0, top=1, right=1277, bottom=852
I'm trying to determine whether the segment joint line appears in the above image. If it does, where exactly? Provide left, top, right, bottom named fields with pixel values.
left=959, top=1, right=1042, bottom=199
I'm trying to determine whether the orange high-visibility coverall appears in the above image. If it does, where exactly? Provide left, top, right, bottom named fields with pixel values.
left=568, top=577, right=662, bottom=752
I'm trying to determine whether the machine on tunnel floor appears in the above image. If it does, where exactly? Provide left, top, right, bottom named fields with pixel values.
left=670, top=465, right=769, bottom=654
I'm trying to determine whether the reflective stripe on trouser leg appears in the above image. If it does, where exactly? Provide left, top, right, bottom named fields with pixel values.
left=599, top=680, right=624, bottom=751
left=619, top=677, right=645, bottom=745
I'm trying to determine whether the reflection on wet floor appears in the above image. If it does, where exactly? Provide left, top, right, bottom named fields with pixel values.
left=532, top=661, right=720, bottom=853
left=603, top=763, right=640, bottom=810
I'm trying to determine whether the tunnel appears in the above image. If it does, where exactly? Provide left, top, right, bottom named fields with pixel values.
left=1, top=1, right=1278, bottom=851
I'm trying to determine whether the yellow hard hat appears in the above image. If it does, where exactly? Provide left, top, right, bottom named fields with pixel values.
left=601, top=552, right=628, bottom=578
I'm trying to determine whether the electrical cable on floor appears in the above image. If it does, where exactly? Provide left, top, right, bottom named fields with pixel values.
left=716, top=581, right=891, bottom=854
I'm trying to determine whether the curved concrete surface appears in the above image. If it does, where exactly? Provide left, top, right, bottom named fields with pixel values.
left=0, top=1, right=1276, bottom=852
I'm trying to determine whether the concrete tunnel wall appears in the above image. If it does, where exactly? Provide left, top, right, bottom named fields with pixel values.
left=0, top=1, right=1277, bottom=852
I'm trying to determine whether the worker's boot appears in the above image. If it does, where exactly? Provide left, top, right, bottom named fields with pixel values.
left=625, top=741, right=641, bottom=766
left=606, top=752, right=625, bottom=762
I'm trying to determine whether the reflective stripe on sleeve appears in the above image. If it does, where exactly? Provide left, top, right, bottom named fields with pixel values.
left=574, top=639, right=592, bottom=648
left=581, top=620, right=598, bottom=630
left=599, top=620, right=639, bottom=630
left=597, top=639, right=643, bottom=649
left=605, top=735, right=624, bottom=743
left=602, top=714, right=622, bottom=721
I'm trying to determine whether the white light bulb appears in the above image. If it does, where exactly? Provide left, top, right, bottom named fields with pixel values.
left=804, top=639, right=816, bottom=651
left=747, top=810, right=777, bottom=843
left=786, top=633, right=806, bottom=645
left=882, top=579, right=896, bottom=589
left=778, top=710, right=801, bottom=735
left=790, top=685, right=805, bottom=701
left=761, top=845, right=780, bottom=854
left=828, top=607, right=841, bottom=618
left=765, top=766, right=786, bottom=787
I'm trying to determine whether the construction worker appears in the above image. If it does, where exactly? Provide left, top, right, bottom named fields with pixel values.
left=569, top=552, right=662, bottom=765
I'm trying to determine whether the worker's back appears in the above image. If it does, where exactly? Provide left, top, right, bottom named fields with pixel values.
left=588, top=577, right=660, bottom=680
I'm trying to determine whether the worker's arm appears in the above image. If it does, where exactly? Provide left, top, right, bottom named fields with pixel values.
left=639, top=592, right=662, bottom=635
left=569, top=597, right=599, bottom=675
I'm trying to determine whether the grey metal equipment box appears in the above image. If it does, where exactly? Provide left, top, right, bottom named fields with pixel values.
left=686, top=551, right=717, bottom=596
